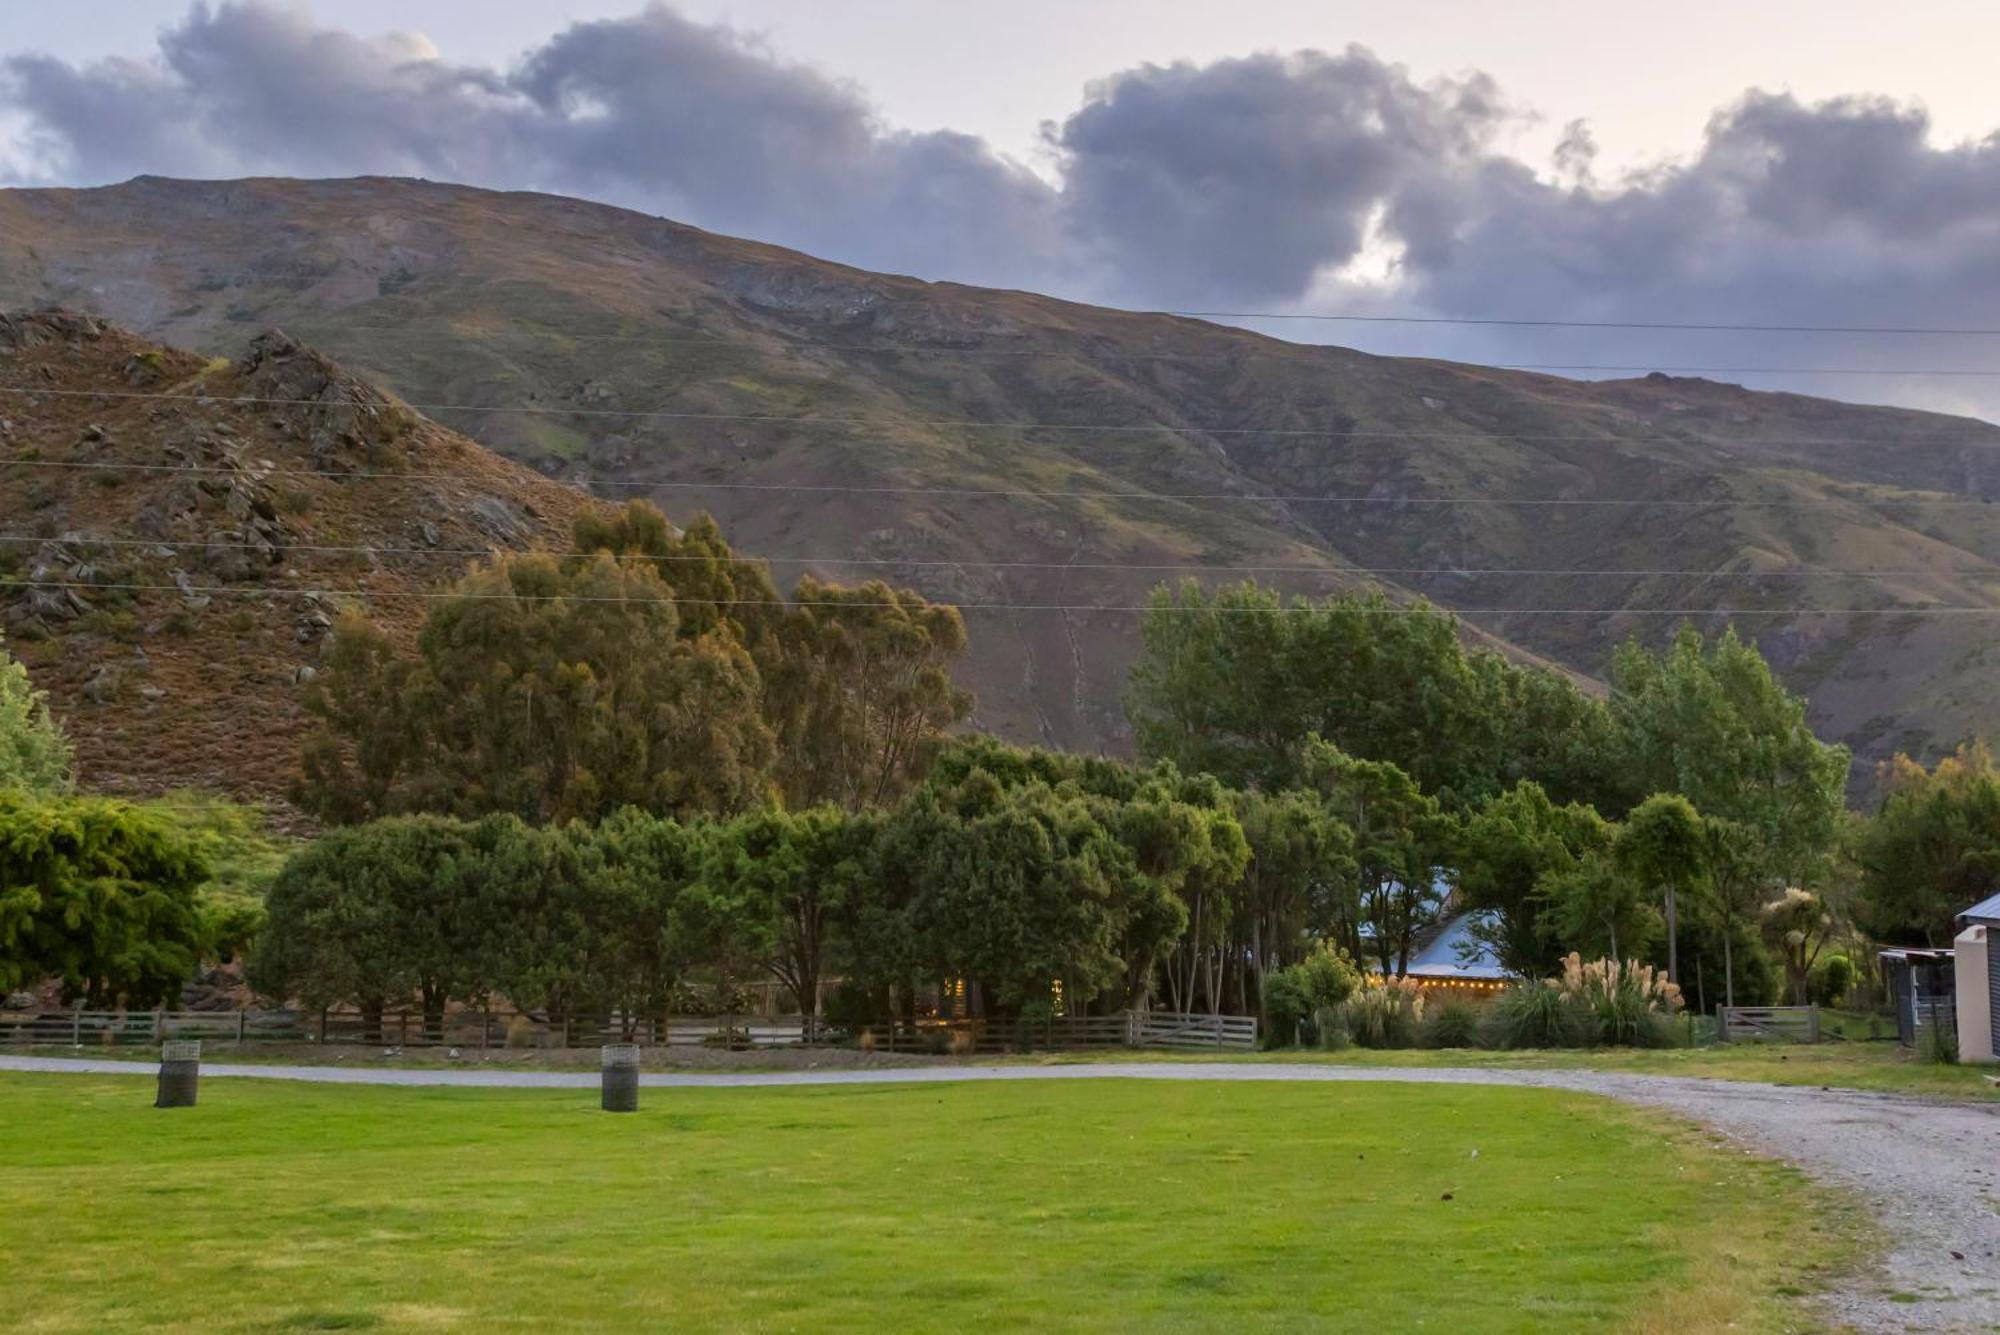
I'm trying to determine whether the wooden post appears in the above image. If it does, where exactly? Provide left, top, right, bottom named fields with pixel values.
left=153, top=1006, right=165, bottom=1043
left=480, top=1004, right=491, bottom=1052
left=71, top=1002, right=82, bottom=1048
left=1808, top=1005, right=1822, bottom=1045
left=236, top=1009, right=247, bottom=1047
left=1715, top=1003, right=1729, bottom=1043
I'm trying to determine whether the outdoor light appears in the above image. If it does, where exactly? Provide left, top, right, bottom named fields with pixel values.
left=601, top=1043, right=640, bottom=1113
left=156, top=1040, right=200, bottom=1108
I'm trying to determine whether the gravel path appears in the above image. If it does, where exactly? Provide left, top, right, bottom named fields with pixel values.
left=7, top=1055, right=1996, bottom=1331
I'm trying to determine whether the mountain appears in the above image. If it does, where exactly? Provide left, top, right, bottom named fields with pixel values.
left=0, top=309, right=590, bottom=801
left=6, top=175, right=2000, bottom=787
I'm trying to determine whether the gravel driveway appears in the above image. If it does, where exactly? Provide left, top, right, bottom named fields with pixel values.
left=6, top=1055, right=1995, bottom=1331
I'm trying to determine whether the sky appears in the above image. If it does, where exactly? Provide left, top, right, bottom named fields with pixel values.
left=5, top=1, right=2000, bottom=418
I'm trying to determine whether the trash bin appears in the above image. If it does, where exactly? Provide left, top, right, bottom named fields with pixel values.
left=156, top=1039, right=201, bottom=1108
left=601, top=1043, right=640, bottom=1112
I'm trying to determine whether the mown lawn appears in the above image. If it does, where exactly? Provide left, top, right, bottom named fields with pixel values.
left=0, top=1074, right=1857, bottom=1333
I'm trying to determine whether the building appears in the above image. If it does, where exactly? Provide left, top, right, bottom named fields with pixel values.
left=1878, top=946, right=1956, bottom=1049
left=1955, top=894, right=1999, bottom=1065
left=1377, top=909, right=1511, bottom=998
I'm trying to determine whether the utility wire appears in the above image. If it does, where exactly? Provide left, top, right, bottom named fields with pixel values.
left=4, top=455, right=1993, bottom=509
left=1, top=532, right=1989, bottom=580
left=1159, top=311, right=2000, bottom=336
left=7, top=383, right=1998, bottom=447
left=10, top=384, right=2000, bottom=449
left=15, top=579, right=1993, bottom=616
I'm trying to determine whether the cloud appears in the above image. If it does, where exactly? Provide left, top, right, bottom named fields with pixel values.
left=5, top=3, right=2000, bottom=414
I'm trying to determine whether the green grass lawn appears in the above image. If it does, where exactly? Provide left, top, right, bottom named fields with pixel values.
left=0, top=1074, right=1858, bottom=1334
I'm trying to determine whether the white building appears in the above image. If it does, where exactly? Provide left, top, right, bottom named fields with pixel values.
left=1956, top=893, right=1999, bottom=1065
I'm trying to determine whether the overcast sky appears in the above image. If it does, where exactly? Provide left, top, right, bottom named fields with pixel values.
left=6, top=1, right=2000, bottom=418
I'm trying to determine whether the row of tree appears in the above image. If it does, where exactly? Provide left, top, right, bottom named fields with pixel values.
left=294, top=502, right=972, bottom=825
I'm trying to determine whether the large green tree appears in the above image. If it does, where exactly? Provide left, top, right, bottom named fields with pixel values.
left=1126, top=581, right=1619, bottom=809
left=1304, top=739, right=1446, bottom=976
left=0, top=792, right=208, bottom=1006
left=1852, top=744, right=2000, bottom=944
left=1456, top=780, right=1613, bottom=976
left=1615, top=793, right=1708, bottom=984
left=0, top=628, right=72, bottom=795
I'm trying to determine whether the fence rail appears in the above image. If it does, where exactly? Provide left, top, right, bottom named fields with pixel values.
left=1717, top=1005, right=1823, bottom=1043
left=0, top=1007, right=1254, bottom=1053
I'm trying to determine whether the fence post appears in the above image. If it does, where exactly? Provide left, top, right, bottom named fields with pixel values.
left=1808, top=1005, right=1822, bottom=1045
left=71, top=1002, right=82, bottom=1048
left=153, top=1006, right=165, bottom=1043
left=1715, top=1003, right=1729, bottom=1043
left=236, top=1009, right=247, bottom=1047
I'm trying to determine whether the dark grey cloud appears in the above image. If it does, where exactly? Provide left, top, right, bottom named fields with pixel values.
left=1048, top=47, right=1506, bottom=305
left=5, top=3, right=2000, bottom=415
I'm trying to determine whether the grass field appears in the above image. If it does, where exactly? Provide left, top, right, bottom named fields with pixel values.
left=0, top=1074, right=1858, bottom=1333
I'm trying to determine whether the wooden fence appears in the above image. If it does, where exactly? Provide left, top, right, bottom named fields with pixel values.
left=1717, top=1005, right=1823, bottom=1043
left=0, top=1007, right=1255, bottom=1053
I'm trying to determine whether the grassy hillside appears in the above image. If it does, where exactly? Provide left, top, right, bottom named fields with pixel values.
left=6, top=176, right=2000, bottom=778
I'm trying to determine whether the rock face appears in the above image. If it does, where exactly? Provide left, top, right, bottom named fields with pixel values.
left=0, top=310, right=591, bottom=802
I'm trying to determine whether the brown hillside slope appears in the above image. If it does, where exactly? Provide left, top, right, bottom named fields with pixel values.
left=6, top=176, right=2000, bottom=780
left=0, top=310, right=591, bottom=800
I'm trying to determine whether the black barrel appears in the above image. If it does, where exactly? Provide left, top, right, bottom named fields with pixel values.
left=156, top=1039, right=201, bottom=1108
left=601, top=1043, right=640, bottom=1112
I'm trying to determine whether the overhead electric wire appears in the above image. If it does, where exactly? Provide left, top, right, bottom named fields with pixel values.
left=2, top=532, right=1990, bottom=581
left=16, top=579, right=1995, bottom=617
left=1158, top=311, right=2000, bottom=336
left=6, top=453, right=1996, bottom=510
left=11, top=383, right=2000, bottom=447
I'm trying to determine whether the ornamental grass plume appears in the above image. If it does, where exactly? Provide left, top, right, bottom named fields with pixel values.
left=1342, top=976, right=1425, bottom=1049
left=1555, top=952, right=1683, bottom=1047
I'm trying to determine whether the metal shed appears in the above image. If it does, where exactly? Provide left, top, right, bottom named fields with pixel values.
left=1955, top=893, right=2000, bottom=1064
left=1878, top=947, right=1956, bottom=1049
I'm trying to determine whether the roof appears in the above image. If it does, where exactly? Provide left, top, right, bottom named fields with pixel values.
left=1402, top=910, right=1510, bottom=981
left=1878, top=946, right=1954, bottom=963
left=1960, top=892, right=2000, bottom=925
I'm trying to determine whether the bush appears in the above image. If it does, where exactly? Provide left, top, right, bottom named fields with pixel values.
left=1809, top=954, right=1856, bottom=1008
left=1421, top=998, right=1484, bottom=1050
left=1919, top=1021, right=1958, bottom=1065
left=1483, top=981, right=1587, bottom=1049
left=1260, top=967, right=1312, bottom=1049
left=1342, top=978, right=1424, bottom=1049
left=1311, top=1005, right=1351, bottom=1050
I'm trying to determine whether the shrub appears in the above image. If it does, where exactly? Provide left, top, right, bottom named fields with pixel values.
left=1260, top=967, right=1312, bottom=1049
left=1421, top=998, right=1484, bottom=1050
left=1809, top=954, right=1856, bottom=1008
left=1342, top=978, right=1424, bottom=1049
left=1485, top=981, right=1580, bottom=1048
left=1296, top=942, right=1362, bottom=1011
left=1919, top=1021, right=1958, bottom=1065
left=1311, top=1005, right=1351, bottom=1050
left=504, top=1015, right=537, bottom=1049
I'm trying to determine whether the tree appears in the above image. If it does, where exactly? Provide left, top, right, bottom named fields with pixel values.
left=1126, top=581, right=1620, bottom=808
left=764, top=578, right=972, bottom=810
left=1612, top=625, right=1848, bottom=881
left=1457, top=781, right=1613, bottom=976
left=1852, top=744, right=2000, bottom=945
left=1544, top=850, right=1658, bottom=963
left=295, top=537, right=775, bottom=825
left=1230, top=788, right=1356, bottom=998
left=1305, top=739, right=1446, bottom=976
left=249, top=817, right=480, bottom=1039
left=0, top=791, right=207, bottom=1006
left=0, top=628, right=72, bottom=795
left=1699, top=816, right=1770, bottom=1009
left=1759, top=887, right=1837, bottom=1006
left=1615, top=793, right=1707, bottom=985
left=704, top=805, right=880, bottom=1023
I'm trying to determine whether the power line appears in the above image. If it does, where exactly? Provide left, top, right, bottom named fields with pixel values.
left=8, top=384, right=2000, bottom=447
left=16, top=579, right=1995, bottom=616
left=1, top=532, right=1989, bottom=580
left=5, top=453, right=1993, bottom=509
left=272, top=320, right=2000, bottom=366
left=1160, top=310, right=2000, bottom=337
